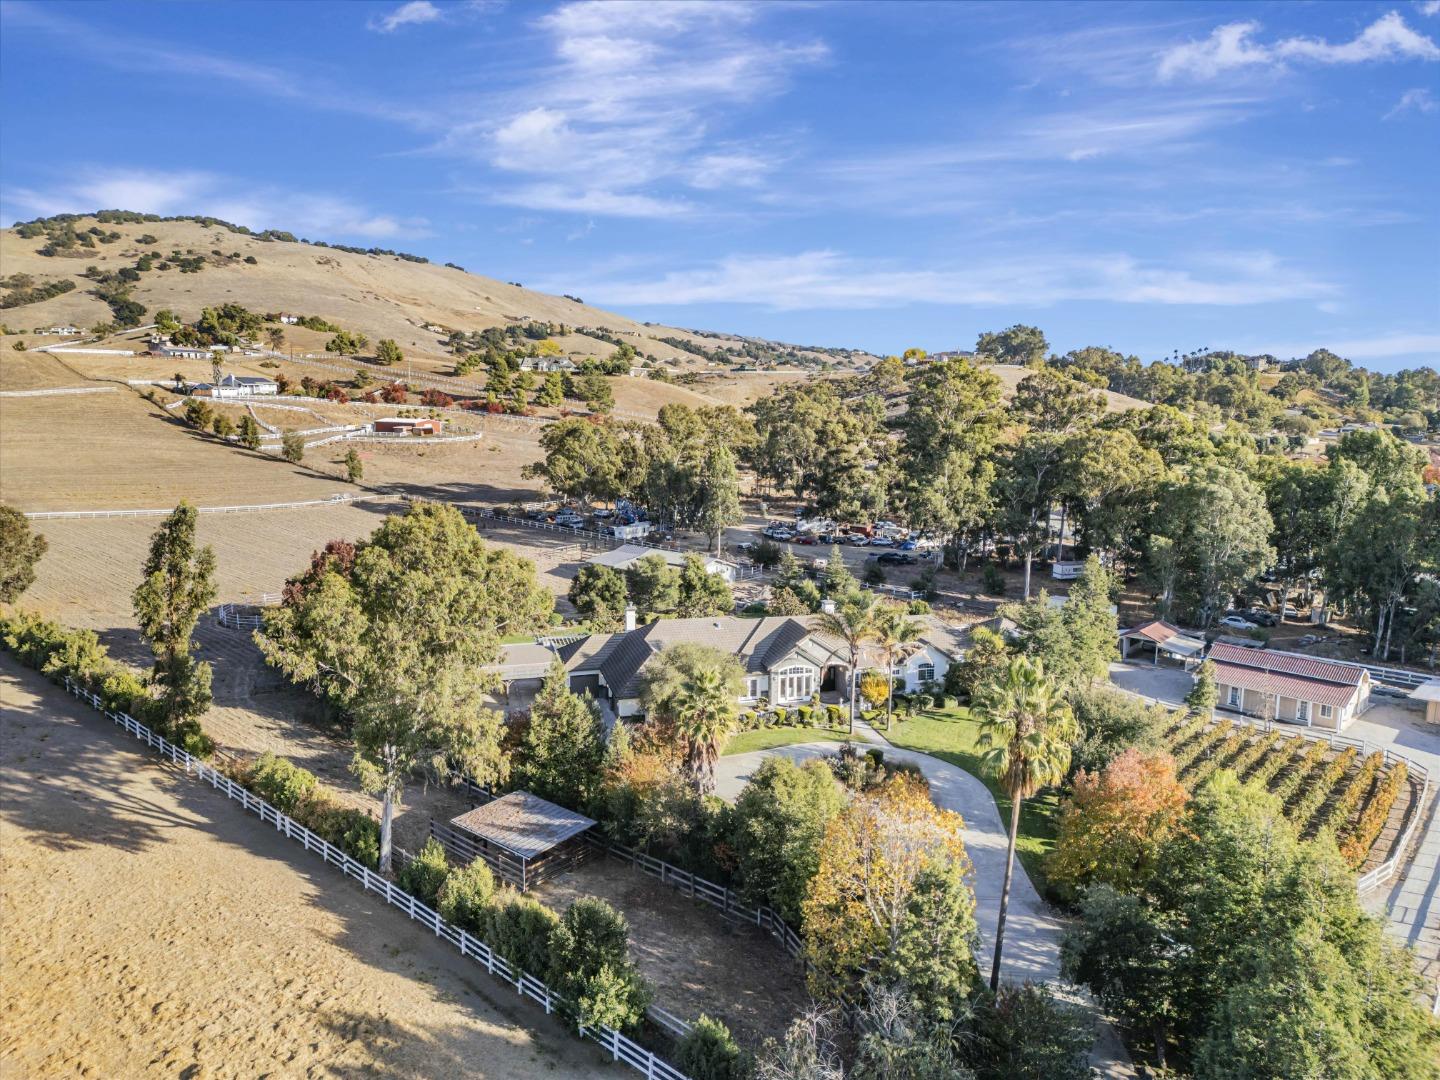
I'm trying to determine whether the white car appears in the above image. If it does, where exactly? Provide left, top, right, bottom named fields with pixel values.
left=1218, top=615, right=1259, bottom=632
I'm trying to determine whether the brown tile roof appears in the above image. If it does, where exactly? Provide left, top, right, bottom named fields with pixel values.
left=449, top=792, right=596, bottom=860
left=1208, top=642, right=1365, bottom=685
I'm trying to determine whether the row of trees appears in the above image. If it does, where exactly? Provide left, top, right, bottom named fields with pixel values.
left=568, top=553, right=733, bottom=629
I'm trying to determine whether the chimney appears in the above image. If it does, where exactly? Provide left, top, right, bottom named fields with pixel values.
left=624, top=604, right=637, bottom=632
left=820, top=598, right=837, bottom=615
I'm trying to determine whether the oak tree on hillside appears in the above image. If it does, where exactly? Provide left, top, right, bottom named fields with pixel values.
left=0, top=504, right=47, bottom=604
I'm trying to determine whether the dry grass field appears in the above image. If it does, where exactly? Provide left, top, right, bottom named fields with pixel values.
left=0, top=389, right=349, bottom=511
left=983, top=363, right=1149, bottom=412
left=0, top=658, right=625, bottom=1080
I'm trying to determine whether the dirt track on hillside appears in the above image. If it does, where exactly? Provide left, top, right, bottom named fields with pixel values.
left=0, top=657, right=623, bottom=1079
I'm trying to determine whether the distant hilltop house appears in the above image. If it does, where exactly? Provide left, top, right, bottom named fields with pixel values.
left=148, top=336, right=213, bottom=360
left=495, top=614, right=964, bottom=721
left=37, top=325, right=82, bottom=336
left=277, top=313, right=301, bottom=325
left=374, top=417, right=443, bottom=435
left=423, top=323, right=449, bottom=334
left=584, top=543, right=737, bottom=582
left=191, top=374, right=280, bottom=399
left=518, top=356, right=576, bottom=373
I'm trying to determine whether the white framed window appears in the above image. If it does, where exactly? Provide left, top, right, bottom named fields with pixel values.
left=745, top=677, right=761, bottom=700
left=917, top=663, right=935, bottom=684
left=1227, top=686, right=1241, bottom=707
left=1296, top=700, right=1311, bottom=724
left=1319, top=703, right=1334, bottom=720
left=774, top=665, right=814, bottom=702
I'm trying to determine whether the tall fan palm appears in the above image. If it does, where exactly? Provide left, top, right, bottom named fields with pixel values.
left=872, top=606, right=924, bottom=730
left=816, top=591, right=880, bottom=734
left=975, top=655, right=1077, bottom=990
left=672, top=667, right=738, bottom=794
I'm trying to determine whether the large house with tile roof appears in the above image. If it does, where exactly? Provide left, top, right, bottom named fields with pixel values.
left=1208, top=641, right=1372, bottom=731
left=499, top=614, right=964, bottom=720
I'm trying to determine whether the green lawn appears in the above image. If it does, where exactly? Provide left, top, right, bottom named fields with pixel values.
left=885, top=706, right=1063, bottom=892
left=723, top=726, right=854, bottom=756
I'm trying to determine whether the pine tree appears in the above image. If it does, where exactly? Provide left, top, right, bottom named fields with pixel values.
left=515, top=661, right=606, bottom=809
left=132, top=502, right=216, bottom=727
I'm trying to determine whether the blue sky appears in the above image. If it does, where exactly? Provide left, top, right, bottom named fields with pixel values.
left=2, top=0, right=1437, bottom=370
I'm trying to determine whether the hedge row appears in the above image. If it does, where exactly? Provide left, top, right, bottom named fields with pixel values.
left=1185, top=729, right=1252, bottom=790
left=1286, top=747, right=1358, bottom=828
left=1268, top=738, right=1332, bottom=806
left=1242, top=735, right=1301, bottom=790
left=394, top=838, right=657, bottom=1036
left=1173, top=718, right=1234, bottom=776
left=737, top=703, right=845, bottom=732
left=224, top=752, right=382, bottom=870
left=1163, top=714, right=1210, bottom=758
left=1339, top=761, right=1408, bottom=869
left=1312, top=751, right=1384, bottom=839
left=1226, top=729, right=1284, bottom=782
left=1, top=608, right=214, bottom=757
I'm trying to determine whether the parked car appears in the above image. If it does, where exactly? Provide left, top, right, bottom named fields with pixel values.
left=1245, top=609, right=1278, bottom=627
left=1219, top=615, right=1260, bottom=632
left=876, top=551, right=917, bottom=566
left=793, top=534, right=818, bottom=546
left=867, top=536, right=896, bottom=548
left=898, top=540, right=919, bottom=551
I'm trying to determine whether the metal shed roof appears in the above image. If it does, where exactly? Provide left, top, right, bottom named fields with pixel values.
left=449, top=791, right=596, bottom=861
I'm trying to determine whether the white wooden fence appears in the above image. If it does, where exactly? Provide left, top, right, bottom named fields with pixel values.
left=24, top=494, right=383, bottom=520
left=0, top=386, right=117, bottom=397
left=55, top=676, right=692, bottom=1080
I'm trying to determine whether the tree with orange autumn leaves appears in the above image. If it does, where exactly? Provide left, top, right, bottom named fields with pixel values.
left=1048, top=748, right=1189, bottom=897
left=801, top=773, right=978, bottom=1017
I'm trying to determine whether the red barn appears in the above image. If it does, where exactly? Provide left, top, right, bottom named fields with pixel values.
left=374, top=417, right=442, bottom=435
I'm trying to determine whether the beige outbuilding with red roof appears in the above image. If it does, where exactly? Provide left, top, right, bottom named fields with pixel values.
left=1208, top=641, right=1372, bottom=731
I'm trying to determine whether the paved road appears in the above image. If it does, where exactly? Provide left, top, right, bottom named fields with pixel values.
left=715, top=720, right=1135, bottom=1076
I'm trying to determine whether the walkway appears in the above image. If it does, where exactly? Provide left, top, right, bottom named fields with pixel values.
left=715, top=718, right=1135, bottom=1076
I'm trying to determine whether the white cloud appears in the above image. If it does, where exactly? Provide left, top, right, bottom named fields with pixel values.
left=369, top=1, right=443, bottom=33
left=447, top=0, right=826, bottom=215
left=1422, top=1, right=1440, bottom=16
left=1386, top=86, right=1439, bottom=117
left=1159, top=12, right=1440, bottom=80
left=3, top=167, right=426, bottom=240
left=540, top=249, right=1335, bottom=311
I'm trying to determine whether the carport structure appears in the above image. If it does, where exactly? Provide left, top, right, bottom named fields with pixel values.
left=433, top=791, right=596, bottom=891
left=1117, top=619, right=1205, bottom=666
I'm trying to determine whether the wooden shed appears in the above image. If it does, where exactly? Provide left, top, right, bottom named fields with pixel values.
left=432, top=791, right=595, bottom=891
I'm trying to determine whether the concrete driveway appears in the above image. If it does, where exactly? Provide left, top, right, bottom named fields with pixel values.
left=1107, top=661, right=1194, bottom=706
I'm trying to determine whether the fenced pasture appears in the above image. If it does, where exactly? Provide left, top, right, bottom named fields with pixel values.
left=0, top=661, right=626, bottom=1080
left=0, top=390, right=346, bottom=511
left=1157, top=711, right=1425, bottom=879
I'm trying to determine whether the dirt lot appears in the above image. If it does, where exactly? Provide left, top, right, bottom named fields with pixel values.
left=534, top=856, right=809, bottom=1049
left=0, top=657, right=624, bottom=1080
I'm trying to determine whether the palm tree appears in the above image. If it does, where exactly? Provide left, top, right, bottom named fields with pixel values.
left=975, top=655, right=1077, bottom=990
left=816, top=591, right=880, bottom=735
left=872, top=606, right=924, bottom=730
left=672, top=667, right=738, bottom=794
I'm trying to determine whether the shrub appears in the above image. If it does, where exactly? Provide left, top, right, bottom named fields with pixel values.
left=982, top=565, right=1006, bottom=596
left=1243, top=733, right=1302, bottom=789
left=340, top=814, right=381, bottom=870
left=739, top=709, right=759, bottom=730
left=771, top=707, right=788, bottom=727
left=397, top=837, right=450, bottom=906
left=675, top=1015, right=751, bottom=1080
left=547, top=897, right=651, bottom=1031
left=1225, top=729, right=1283, bottom=782
left=485, top=888, right=559, bottom=976
left=825, top=704, right=843, bottom=727
left=1314, top=751, right=1382, bottom=837
left=1340, top=761, right=1406, bottom=868
left=1286, top=746, right=1358, bottom=829
left=246, top=751, right=318, bottom=815
left=1269, top=738, right=1332, bottom=806
left=796, top=705, right=813, bottom=726
left=907, top=599, right=932, bottom=615
left=1185, top=729, right=1250, bottom=790
left=437, top=861, right=496, bottom=934
left=1172, top=718, right=1232, bottom=775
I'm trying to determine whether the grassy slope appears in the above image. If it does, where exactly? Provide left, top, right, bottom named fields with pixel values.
left=886, top=705, right=1063, bottom=890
